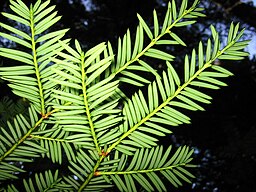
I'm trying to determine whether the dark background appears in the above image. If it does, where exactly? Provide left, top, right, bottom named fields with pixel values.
left=0, top=0, right=256, bottom=191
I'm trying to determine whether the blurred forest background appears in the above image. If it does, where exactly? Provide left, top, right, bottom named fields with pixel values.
left=0, top=0, right=256, bottom=191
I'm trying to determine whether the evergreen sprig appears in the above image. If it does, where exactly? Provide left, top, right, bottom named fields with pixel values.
left=0, top=0, right=249, bottom=191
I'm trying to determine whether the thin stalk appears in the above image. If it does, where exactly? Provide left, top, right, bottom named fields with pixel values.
left=29, top=8, right=46, bottom=115
left=78, top=155, right=105, bottom=192
left=97, top=163, right=187, bottom=175
left=80, top=55, right=101, bottom=154
left=0, top=116, right=44, bottom=162
left=0, top=106, right=58, bottom=163
left=29, top=135, right=67, bottom=142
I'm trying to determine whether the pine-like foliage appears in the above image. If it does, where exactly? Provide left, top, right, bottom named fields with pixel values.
left=0, top=0, right=250, bottom=191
